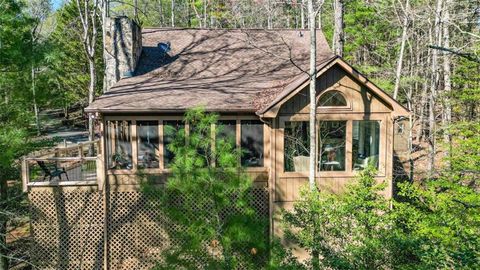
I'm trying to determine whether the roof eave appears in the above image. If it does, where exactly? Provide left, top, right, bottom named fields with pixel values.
left=84, top=107, right=257, bottom=114
left=256, top=55, right=339, bottom=117
left=257, top=56, right=411, bottom=118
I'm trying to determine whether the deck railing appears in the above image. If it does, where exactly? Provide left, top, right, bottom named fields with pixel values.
left=22, top=140, right=105, bottom=192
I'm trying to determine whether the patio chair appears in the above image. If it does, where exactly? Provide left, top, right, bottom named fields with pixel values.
left=353, top=155, right=379, bottom=170
left=37, top=161, right=69, bottom=181
left=293, top=156, right=309, bottom=172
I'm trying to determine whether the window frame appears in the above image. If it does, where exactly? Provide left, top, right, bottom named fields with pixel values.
left=279, top=114, right=387, bottom=178
left=103, top=115, right=269, bottom=175
left=352, top=120, right=381, bottom=171
left=316, top=89, right=352, bottom=111
left=105, top=120, right=134, bottom=171
left=136, top=120, right=161, bottom=170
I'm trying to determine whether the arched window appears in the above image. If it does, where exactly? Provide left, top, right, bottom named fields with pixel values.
left=318, top=90, right=347, bottom=107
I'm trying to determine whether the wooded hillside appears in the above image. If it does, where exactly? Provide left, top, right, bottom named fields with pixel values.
left=0, top=0, right=478, bottom=268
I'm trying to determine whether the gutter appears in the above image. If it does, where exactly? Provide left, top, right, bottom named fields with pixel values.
left=84, top=107, right=257, bottom=114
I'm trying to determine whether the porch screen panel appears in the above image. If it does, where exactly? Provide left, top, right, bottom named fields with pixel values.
left=137, top=121, right=160, bottom=169
left=216, top=120, right=237, bottom=167
left=163, top=120, right=184, bottom=168
left=318, top=121, right=346, bottom=171
left=284, top=121, right=309, bottom=172
left=106, top=120, right=132, bottom=170
left=241, top=120, right=264, bottom=167
left=353, top=121, right=380, bottom=170
left=189, top=122, right=212, bottom=167
left=216, top=120, right=236, bottom=147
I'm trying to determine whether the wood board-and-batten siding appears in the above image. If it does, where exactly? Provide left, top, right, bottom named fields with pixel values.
left=272, top=64, right=395, bottom=204
left=26, top=62, right=405, bottom=269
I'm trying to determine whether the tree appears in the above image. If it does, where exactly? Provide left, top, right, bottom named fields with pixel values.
left=395, top=123, right=480, bottom=268
left=306, top=0, right=325, bottom=194
left=0, top=2, right=55, bottom=267
left=26, top=0, right=52, bottom=135
left=392, top=0, right=409, bottom=100
left=282, top=168, right=402, bottom=269
left=74, top=0, right=100, bottom=145
left=441, top=0, right=452, bottom=159
left=307, top=0, right=317, bottom=192
left=47, top=1, right=103, bottom=119
left=281, top=119, right=480, bottom=269
left=332, top=0, right=344, bottom=57
left=143, top=108, right=268, bottom=269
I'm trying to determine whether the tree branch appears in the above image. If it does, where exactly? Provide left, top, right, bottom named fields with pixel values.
left=428, top=45, right=480, bottom=63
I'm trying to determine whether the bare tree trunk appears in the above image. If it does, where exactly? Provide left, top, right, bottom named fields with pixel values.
left=75, top=0, right=99, bottom=150
left=428, top=0, right=443, bottom=176
left=417, top=80, right=428, bottom=141
left=333, top=0, right=344, bottom=57
left=405, top=65, right=415, bottom=181
left=393, top=0, right=410, bottom=99
left=307, top=0, right=317, bottom=192
left=317, top=8, right=322, bottom=29
left=171, top=0, right=175, bottom=27
left=417, top=28, right=431, bottom=142
left=88, top=59, right=96, bottom=143
left=307, top=0, right=319, bottom=268
left=159, top=0, right=164, bottom=26
left=32, top=67, right=41, bottom=136
left=101, top=0, right=108, bottom=93
left=0, top=177, right=7, bottom=270
left=442, top=0, right=452, bottom=164
left=267, top=0, right=273, bottom=29
left=134, top=0, right=138, bottom=21
left=301, top=0, right=305, bottom=29
left=203, top=0, right=207, bottom=27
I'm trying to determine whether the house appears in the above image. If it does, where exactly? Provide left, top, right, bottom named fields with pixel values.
left=22, top=17, right=409, bottom=269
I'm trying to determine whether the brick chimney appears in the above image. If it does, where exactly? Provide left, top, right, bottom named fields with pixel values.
left=104, top=16, right=142, bottom=91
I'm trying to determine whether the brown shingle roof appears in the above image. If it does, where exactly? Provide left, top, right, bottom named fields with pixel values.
left=86, top=28, right=334, bottom=113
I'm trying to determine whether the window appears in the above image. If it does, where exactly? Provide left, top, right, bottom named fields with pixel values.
left=106, top=120, right=132, bottom=170
left=189, top=122, right=213, bottom=167
left=163, top=120, right=184, bottom=168
left=318, top=90, right=347, bottom=106
left=215, top=120, right=237, bottom=167
left=353, top=121, right=380, bottom=170
left=217, top=120, right=236, bottom=147
left=396, top=122, right=405, bottom=135
left=137, top=121, right=159, bottom=169
left=241, top=120, right=264, bottom=167
left=318, top=121, right=346, bottom=171
left=284, top=121, right=309, bottom=172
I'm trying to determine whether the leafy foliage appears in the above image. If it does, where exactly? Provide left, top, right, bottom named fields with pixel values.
left=143, top=108, right=268, bottom=269
left=282, top=168, right=400, bottom=269
left=281, top=139, right=480, bottom=269
left=47, top=1, right=104, bottom=110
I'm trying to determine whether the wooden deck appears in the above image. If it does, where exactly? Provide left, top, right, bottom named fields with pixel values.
left=22, top=141, right=105, bottom=191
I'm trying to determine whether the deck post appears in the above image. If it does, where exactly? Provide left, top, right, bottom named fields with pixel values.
left=96, top=155, right=105, bottom=191
left=21, top=158, right=29, bottom=193
left=78, top=144, right=84, bottom=158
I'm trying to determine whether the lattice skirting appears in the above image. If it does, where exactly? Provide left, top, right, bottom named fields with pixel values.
left=29, top=187, right=269, bottom=269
